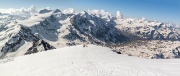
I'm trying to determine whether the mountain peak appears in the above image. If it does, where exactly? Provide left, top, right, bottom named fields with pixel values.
left=53, top=9, right=61, bottom=13
left=39, top=9, right=52, bottom=14
left=116, top=11, right=123, bottom=19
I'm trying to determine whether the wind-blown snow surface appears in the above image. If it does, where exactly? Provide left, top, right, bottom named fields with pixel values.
left=0, top=45, right=180, bottom=76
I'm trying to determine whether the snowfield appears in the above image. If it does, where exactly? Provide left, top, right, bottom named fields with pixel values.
left=0, top=44, right=180, bottom=76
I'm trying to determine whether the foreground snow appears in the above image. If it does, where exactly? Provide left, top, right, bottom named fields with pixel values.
left=0, top=45, right=180, bottom=76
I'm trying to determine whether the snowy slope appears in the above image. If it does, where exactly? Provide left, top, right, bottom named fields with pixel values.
left=0, top=44, right=180, bottom=76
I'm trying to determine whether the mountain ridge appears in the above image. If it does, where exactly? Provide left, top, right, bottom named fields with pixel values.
left=0, top=8, right=180, bottom=59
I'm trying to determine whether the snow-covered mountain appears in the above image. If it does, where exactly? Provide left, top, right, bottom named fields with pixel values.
left=0, top=9, right=128, bottom=58
left=0, top=22, right=55, bottom=58
left=0, top=7, right=180, bottom=59
left=0, top=44, right=180, bottom=76
left=70, top=11, right=128, bottom=43
left=110, top=40, right=180, bottom=59
left=115, top=18, right=180, bottom=41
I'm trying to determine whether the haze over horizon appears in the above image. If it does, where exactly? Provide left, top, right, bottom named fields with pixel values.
left=0, top=0, right=179, bottom=24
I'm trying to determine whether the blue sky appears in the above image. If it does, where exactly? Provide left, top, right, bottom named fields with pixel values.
left=0, top=0, right=179, bottom=24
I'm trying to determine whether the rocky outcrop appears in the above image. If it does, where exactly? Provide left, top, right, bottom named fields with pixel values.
left=39, top=9, right=52, bottom=14
left=172, top=46, right=180, bottom=58
left=25, top=39, right=55, bottom=55
left=0, top=25, right=38, bottom=58
left=0, top=24, right=56, bottom=58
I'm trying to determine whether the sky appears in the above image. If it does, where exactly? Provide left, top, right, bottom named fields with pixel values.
left=0, top=0, right=179, bottom=24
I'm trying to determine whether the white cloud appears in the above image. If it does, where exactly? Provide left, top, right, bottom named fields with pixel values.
left=88, top=9, right=114, bottom=21
left=46, top=7, right=50, bottom=10
left=28, top=5, right=37, bottom=14
left=0, top=9, right=12, bottom=13
left=88, top=9, right=112, bottom=17
left=63, top=8, right=75, bottom=14
left=0, top=5, right=38, bottom=16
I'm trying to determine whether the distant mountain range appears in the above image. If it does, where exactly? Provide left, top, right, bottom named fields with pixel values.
left=0, top=8, right=180, bottom=59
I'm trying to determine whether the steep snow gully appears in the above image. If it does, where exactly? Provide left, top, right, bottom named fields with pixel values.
left=0, top=45, right=180, bottom=76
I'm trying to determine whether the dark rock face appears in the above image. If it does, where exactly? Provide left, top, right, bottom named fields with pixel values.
left=0, top=14, right=60, bottom=58
left=29, top=15, right=61, bottom=41
left=63, top=32, right=83, bottom=41
left=172, top=46, right=180, bottom=58
left=53, top=9, right=61, bottom=13
left=39, top=9, right=52, bottom=14
left=0, top=24, right=57, bottom=58
left=25, top=39, right=55, bottom=55
left=0, top=25, right=39, bottom=58
left=1, top=36, right=23, bottom=53
left=18, top=25, right=39, bottom=41
left=154, top=53, right=165, bottom=59
left=70, top=13, right=129, bottom=44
